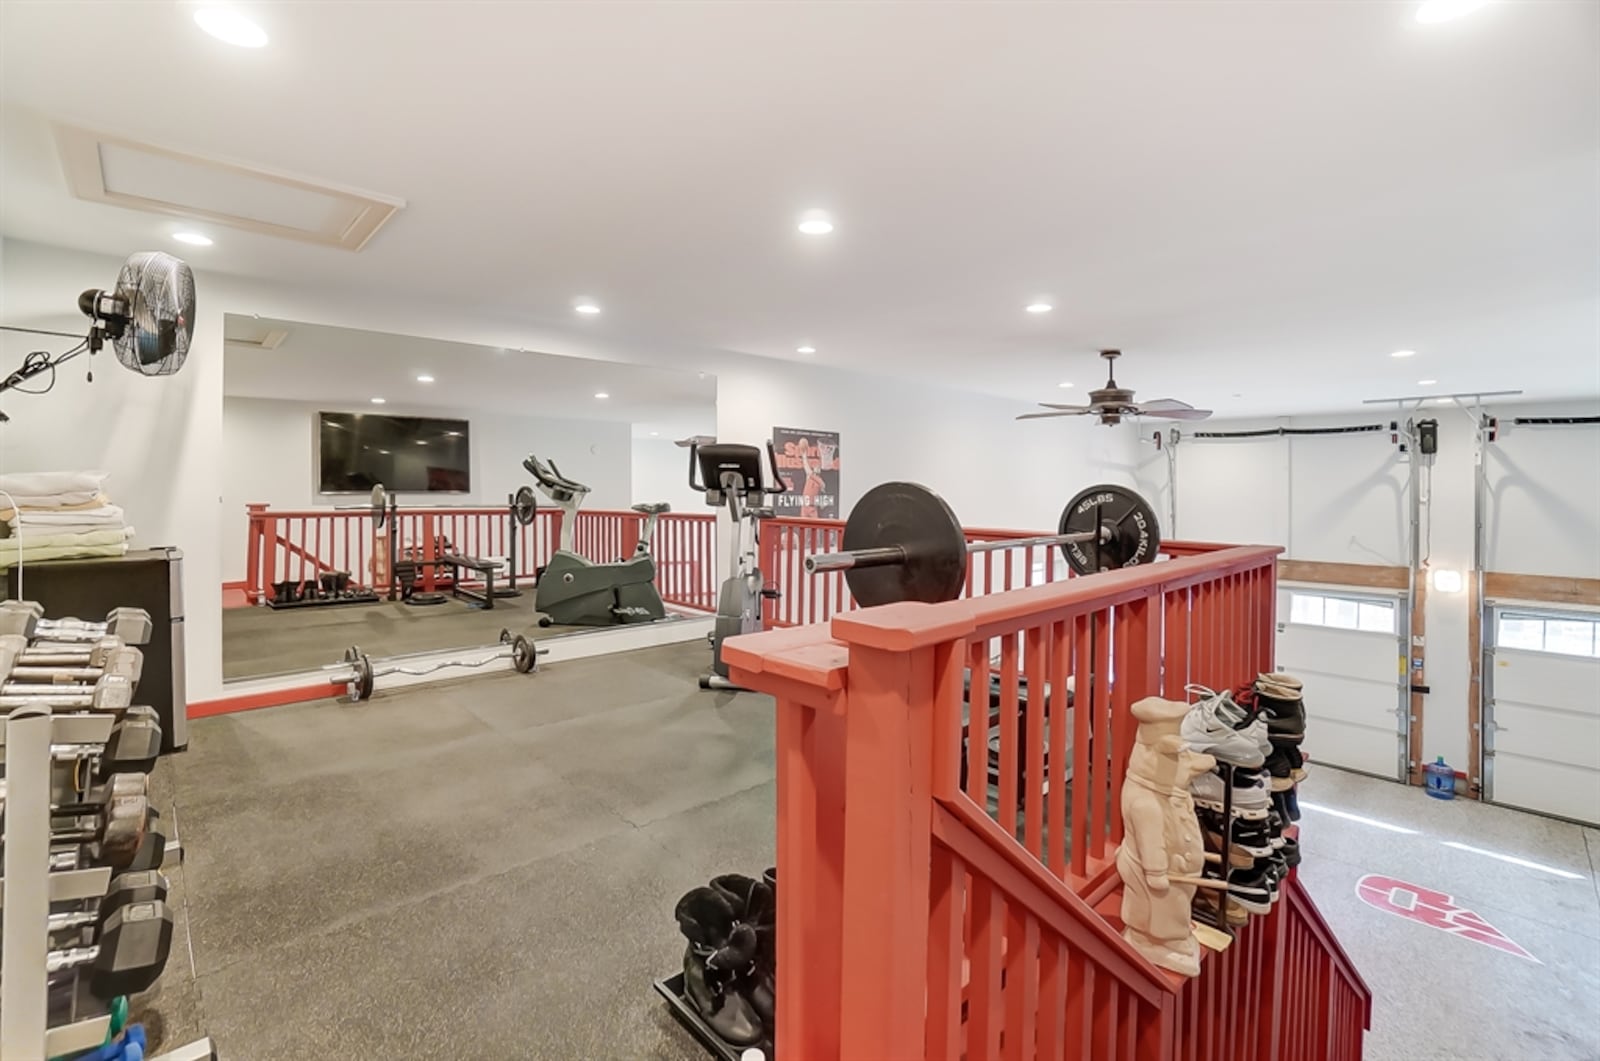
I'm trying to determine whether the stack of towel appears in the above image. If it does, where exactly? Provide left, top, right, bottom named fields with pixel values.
left=0, top=471, right=135, bottom=569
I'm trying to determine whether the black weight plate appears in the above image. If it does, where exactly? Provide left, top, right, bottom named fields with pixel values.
left=512, top=486, right=538, bottom=527
left=371, top=484, right=388, bottom=528
left=1059, top=484, right=1161, bottom=575
left=511, top=634, right=536, bottom=674
left=840, top=482, right=967, bottom=607
left=348, top=653, right=375, bottom=702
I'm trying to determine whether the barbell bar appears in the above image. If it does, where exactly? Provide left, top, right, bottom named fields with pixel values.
left=802, top=481, right=1162, bottom=607
left=326, top=628, right=548, bottom=702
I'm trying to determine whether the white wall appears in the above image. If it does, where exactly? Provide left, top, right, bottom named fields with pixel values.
left=1138, top=402, right=1600, bottom=780
left=715, top=360, right=1141, bottom=535
left=631, top=435, right=707, bottom=517
left=220, top=396, right=632, bottom=582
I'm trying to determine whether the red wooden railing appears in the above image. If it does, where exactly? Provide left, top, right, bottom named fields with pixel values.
left=722, top=539, right=1371, bottom=1060
left=242, top=504, right=716, bottom=612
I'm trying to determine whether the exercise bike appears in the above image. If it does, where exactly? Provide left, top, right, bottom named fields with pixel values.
left=691, top=441, right=786, bottom=690
left=524, top=454, right=671, bottom=627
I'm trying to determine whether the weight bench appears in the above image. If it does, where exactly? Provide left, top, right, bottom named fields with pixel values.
left=439, top=555, right=500, bottom=609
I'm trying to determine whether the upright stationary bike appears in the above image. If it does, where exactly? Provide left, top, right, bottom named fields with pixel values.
left=691, top=441, right=786, bottom=690
left=524, top=454, right=670, bottom=626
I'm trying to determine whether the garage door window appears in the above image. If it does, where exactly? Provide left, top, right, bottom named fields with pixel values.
left=1495, top=611, right=1599, bottom=658
left=1289, top=592, right=1396, bottom=634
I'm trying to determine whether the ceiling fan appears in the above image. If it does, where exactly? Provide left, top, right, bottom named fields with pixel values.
left=1017, top=349, right=1212, bottom=426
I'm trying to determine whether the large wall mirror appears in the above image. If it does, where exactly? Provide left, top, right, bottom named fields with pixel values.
left=221, top=315, right=716, bottom=682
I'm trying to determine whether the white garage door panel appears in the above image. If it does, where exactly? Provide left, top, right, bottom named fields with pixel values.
left=1277, top=622, right=1403, bottom=779
left=1491, top=755, right=1600, bottom=826
left=1493, top=651, right=1600, bottom=716
left=1490, top=700, right=1600, bottom=773
left=1488, top=643, right=1600, bottom=826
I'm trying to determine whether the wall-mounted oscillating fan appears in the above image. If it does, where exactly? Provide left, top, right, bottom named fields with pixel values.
left=1018, top=350, right=1213, bottom=427
left=0, top=251, right=195, bottom=417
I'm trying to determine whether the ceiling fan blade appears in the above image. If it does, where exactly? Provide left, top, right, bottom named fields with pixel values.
left=1136, top=406, right=1214, bottom=421
left=1133, top=398, right=1197, bottom=412
left=1017, top=410, right=1091, bottom=420
left=1034, top=402, right=1094, bottom=412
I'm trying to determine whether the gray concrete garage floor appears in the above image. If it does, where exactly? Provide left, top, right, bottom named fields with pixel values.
left=220, top=598, right=590, bottom=679
left=133, top=644, right=1600, bottom=1060
left=142, top=640, right=773, bottom=1058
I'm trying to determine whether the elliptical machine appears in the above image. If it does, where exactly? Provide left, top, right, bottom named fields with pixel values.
left=691, top=441, right=786, bottom=690
left=524, top=454, right=670, bottom=627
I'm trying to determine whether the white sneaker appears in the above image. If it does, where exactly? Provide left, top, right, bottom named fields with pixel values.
left=1180, top=686, right=1265, bottom=768
left=1191, top=767, right=1271, bottom=819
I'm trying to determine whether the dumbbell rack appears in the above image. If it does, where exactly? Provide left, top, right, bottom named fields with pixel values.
left=1, top=706, right=119, bottom=1059
left=1, top=707, right=220, bottom=1061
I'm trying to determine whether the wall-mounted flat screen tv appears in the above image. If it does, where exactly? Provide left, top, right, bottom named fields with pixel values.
left=318, top=412, right=471, bottom=493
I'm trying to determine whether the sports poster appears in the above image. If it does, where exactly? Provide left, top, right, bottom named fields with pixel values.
left=771, top=427, right=841, bottom=520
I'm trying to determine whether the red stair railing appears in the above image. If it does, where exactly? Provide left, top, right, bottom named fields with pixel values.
left=724, top=539, right=1371, bottom=1060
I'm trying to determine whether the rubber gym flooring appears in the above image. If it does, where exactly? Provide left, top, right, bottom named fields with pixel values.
left=142, top=640, right=772, bottom=1057
left=220, top=596, right=586, bottom=680
left=134, top=641, right=1600, bottom=1059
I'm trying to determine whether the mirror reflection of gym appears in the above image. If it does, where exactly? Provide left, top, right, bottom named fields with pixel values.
left=220, top=316, right=716, bottom=682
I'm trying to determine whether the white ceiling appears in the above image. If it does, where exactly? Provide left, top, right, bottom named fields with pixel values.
left=2, top=1, right=1597, bottom=417
left=224, top=316, right=716, bottom=438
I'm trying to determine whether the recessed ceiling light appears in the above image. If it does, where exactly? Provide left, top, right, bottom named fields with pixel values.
left=172, top=231, right=213, bottom=246
left=796, top=345, right=816, bottom=355
left=1390, top=349, right=1416, bottom=359
left=594, top=391, right=609, bottom=399
left=797, top=211, right=834, bottom=236
left=416, top=440, right=428, bottom=446
left=194, top=7, right=269, bottom=48
left=1058, top=381, right=1074, bottom=389
left=370, top=397, right=386, bottom=404
left=1417, top=379, right=1437, bottom=386
left=574, top=301, right=601, bottom=315
left=1026, top=302, right=1053, bottom=314
left=416, top=374, right=435, bottom=383
left=379, top=449, right=390, bottom=455
left=1415, top=0, right=1491, bottom=23
left=649, top=431, right=659, bottom=437
left=445, top=430, right=462, bottom=437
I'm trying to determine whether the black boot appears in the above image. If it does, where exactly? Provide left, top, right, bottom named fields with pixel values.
left=675, top=887, right=763, bottom=1046
left=709, top=874, right=775, bottom=1027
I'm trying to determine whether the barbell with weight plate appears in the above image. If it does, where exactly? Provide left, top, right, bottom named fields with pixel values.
left=333, top=628, right=547, bottom=702
left=512, top=485, right=538, bottom=527
left=803, top=481, right=1161, bottom=607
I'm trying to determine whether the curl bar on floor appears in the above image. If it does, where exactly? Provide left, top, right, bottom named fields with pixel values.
left=326, top=629, right=547, bottom=702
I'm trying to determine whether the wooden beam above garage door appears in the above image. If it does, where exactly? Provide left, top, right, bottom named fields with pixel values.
left=1483, top=571, right=1600, bottom=608
left=1277, top=559, right=1410, bottom=591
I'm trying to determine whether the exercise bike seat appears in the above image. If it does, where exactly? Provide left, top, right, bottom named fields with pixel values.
left=631, top=502, right=671, bottom=515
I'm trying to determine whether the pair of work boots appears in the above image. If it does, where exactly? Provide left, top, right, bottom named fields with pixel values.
left=674, top=868, right=776, bottom=1047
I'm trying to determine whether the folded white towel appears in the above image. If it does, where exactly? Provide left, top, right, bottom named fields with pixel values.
left=2, top=527, right=133, bottom=549
left=7, top=504, right=125, bottom=527
left=0, top=471, right=108, bottom=497
left=0, top=542, right=129, bottom=570
left=0, top=490, right=105, bottom=511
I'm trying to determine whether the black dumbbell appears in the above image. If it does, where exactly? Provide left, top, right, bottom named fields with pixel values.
left=48, top=812, right=167, bottom=874
left=51, top=708, right=163, bottom=778
left=48, top=870, right=171, bottom=940
left=2, top=794, right=155, bottom=872
left=46, top=899, right=176, bottom=999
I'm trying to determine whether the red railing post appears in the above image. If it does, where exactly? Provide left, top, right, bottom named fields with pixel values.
left=421, top=512, right=438, bottom=592
left=826, top=605, right=973, bottom=1059
left=244, top=503, right=268, bottom=604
